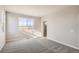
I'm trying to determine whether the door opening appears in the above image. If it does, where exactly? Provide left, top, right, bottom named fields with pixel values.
left=43, top=21, right=47, bottom=37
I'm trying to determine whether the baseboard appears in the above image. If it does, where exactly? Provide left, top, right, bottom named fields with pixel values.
left=47, top=37, right=79, bottom=50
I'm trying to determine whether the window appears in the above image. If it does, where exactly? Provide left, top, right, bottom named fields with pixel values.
left=18, top=17, right=33, bottom=26
left=17, top=17, right=33, bottom=32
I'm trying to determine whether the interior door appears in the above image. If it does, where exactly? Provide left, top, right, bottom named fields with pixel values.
left=0, top=10, right=6, bottom=51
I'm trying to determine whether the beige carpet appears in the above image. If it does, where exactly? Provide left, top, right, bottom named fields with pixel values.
left=1, top=37, right=79, bottom=53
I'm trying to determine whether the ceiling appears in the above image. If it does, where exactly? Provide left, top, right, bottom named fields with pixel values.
left=1, top=5, right=76, bottom=17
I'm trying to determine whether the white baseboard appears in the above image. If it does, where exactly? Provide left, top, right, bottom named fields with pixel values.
left=47, top=37, right=79, bottom=50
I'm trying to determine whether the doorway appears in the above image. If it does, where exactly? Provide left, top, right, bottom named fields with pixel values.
left=43, top=21, right=47, bottom=37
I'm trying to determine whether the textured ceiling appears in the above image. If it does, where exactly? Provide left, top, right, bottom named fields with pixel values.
left=0, top=5, right=77, bottom=17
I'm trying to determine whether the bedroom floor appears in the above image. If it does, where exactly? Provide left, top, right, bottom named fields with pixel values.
left=1, top=37, right=79, bottom=53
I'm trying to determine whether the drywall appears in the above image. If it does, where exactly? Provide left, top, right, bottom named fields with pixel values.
left=33, top=18, right=41, bottom=32
left=77, top=11, right=79, bottom=48
left=7, top=13, right=19, bottom=35
left=42, top=6, right=79, bottom=49
left=0, top=9, right=6, bottom=51
left=5, top=5, right=71, bottom=17
left=6, top=13, right=22, bottom=41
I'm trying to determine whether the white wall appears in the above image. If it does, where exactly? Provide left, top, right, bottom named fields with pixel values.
left=42, top=6, right=79, bottom=49
left=0, top=8, right=6, bottom=51
left=7, top=13, right=19, bottom=36
left=33, top=18, right=41, bottom=32
left=77, top=11, right=79, bottom=48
